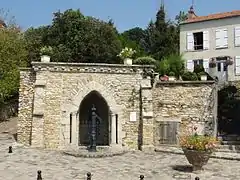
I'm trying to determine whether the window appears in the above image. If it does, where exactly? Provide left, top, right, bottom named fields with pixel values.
left=193, top=32, right=203, bottom=50
left=215, top=29, right=228, bottom=49
left=186, top=31, right=209, bottom=51
left=193, top=59, right=203, bottom=68
left=235, top=27, right=240, bottom=46
left=216, top=57, right=227, bottom=72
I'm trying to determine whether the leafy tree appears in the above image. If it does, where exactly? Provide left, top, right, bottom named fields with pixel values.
left=175, top=11, right=188, bottom=25
left=0, top=28, right=28, bottom=105
left=25, top=9, right=122, bottom=64
left=144, top=4, right=179, bottom=60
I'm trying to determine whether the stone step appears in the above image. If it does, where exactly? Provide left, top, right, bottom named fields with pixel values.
left=218, top=135, right=240, bottom=141
left=216, top=145, right=240, bottom=153
left=221, top=141, right=240, bottom=145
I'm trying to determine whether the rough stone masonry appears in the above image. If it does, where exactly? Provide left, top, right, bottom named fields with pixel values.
left=17, top=61, right=217, bottom=151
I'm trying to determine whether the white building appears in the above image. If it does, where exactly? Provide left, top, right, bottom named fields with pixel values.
left=180, top=7, right=240, bottom=83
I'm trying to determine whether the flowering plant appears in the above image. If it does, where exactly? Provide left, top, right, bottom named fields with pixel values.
left=179, top=126, right=219, bottom=152
left=40, top=46, right=53, bottom=56
left=117, top=47, right=136, bottom=59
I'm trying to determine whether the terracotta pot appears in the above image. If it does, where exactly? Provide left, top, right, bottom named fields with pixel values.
left=183, top=149, right=211, bottom=171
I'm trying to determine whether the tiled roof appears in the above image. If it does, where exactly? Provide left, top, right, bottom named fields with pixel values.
left=184, top=10, right=240, bottom=24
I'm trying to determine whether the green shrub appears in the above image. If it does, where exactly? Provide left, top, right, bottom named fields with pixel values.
left=194, top=64, right=204, bottom=74
left=168, top=71, right=175, bottom=76
left=199, top=71, right=206, bottom=76
left=182, top=71, right=198, bottom=81
left=156, top=54, right=185, bottom=77
left=134, top=56, right=156, bottom=65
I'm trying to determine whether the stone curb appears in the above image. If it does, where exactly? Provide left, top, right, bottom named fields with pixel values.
left=62, top=150, right=128, bottom=158
left=155, top=148, right=240, bottom=161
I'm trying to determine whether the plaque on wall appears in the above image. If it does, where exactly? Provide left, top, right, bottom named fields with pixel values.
left=130, top=112, right=137, bottom=122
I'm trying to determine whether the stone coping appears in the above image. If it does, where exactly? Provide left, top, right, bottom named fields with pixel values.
left=62, top=146, right=129, bottom=158
left=19, top=62, right=154, bottom=74
left=31, top=62, right=154, bottom=68
left=155, top=80, right=216, bottom=87
left=155, top=146, right=240, bottom=161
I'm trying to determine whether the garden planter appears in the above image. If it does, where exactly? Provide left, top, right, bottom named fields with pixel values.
left=124, top=58, right=132, bottom=65
left=168, top=76, right=175, bottom=81
left=200, top=75, right=207, bottom=81
left=41, top=55, right=50, bottom=63
left=183, top=149, right=211, bottom=171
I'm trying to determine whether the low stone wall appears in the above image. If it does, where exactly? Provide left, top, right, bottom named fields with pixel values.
left=152, top=81, right=217, bottom=147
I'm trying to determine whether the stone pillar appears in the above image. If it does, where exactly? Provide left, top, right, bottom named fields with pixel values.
left=71, top=111, right=78, bottom=146
left=140, top=78, right=154, bottom=151
left=31, top=76, right=46, bottom=148
left=17, top=68, right=35, bottom=146
left=111, top=113, right=117, bottom=145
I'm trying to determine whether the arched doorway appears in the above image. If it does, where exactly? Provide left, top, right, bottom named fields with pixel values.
left=79, top=91, right=110, bottom=146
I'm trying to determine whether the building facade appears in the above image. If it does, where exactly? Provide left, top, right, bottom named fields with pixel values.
left=180, top=8, right=240, bottom=83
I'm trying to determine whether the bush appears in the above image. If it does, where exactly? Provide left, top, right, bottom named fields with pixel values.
left=168, top=71, right=175, bottom=76
left=194, top=64, right=204, bottom=74
left=182, top=71, right=198, bottom=81
left=134, top=56, right=156, bottom=65
left=156, top=54, right=185, bottom=77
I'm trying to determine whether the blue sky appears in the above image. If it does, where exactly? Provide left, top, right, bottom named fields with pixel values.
left=1, top=0, right=239, bottom=32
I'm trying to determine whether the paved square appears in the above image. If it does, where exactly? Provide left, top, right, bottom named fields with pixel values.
left=0, top=134, right=239, bottom=180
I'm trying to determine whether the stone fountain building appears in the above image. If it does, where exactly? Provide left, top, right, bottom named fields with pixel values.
left=17, top=61, right=218, bottom=151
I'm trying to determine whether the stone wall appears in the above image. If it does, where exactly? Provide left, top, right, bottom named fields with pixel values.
left=152, top=81, right=217, bottom=147
left=18, top=62, right=153, bottom=150
left=17, top=68, right=35, bottom=145
left=18, top=62, right=218, bottom=151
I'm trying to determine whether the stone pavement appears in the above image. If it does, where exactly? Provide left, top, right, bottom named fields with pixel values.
left=0, top=134, right=240, bottom=180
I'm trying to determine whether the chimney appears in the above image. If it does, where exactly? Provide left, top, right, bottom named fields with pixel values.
left=187, top=6, right=197, bottom=19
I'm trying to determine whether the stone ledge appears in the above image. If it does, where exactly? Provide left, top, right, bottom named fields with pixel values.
left=30, top=62, right=154, bottom=74
left=155, top=146, right=240, bottom=161
left=62, top=146, right=128, bottom=158
left=155, top=80, right=216, bottom=87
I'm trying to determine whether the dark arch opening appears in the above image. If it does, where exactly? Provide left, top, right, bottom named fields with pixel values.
left=79, top=90, right=110, bottom=146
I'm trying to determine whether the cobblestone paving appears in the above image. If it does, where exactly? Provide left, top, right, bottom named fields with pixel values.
left=0, top=134, right=239, bottom=180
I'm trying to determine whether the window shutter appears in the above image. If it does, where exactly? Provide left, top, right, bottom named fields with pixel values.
left=235, top=56, right=240, bottom=75
left=222, top=29, right=228, bottom=47
left=187, top=32, right=194, bottom=51
left=203, top=31, right=209, bottom=50
left=215, top=29, right=221, bottom=48
left=216, top=29, right=228, bottom=48
left=158, top=121, right=178, bottom=145
left=203, top=59, right=209, bottom=73
left=235, top=27, right=240, bottom=46
left=186, top=60, right=194, bottom=72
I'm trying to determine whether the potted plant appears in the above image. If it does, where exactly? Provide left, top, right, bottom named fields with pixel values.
left=40, top=46, right=53, bottom=62
left=179, top=127, right=219, bottom=171
left=118, top=47, right=136, bottom=65
left=199, top=72, right=207, bottom=81
left=226, top=57, right=233, bottom=66
left=209, top=58, right=216, bottom=68
left=168, top=71, right=176, bottom=81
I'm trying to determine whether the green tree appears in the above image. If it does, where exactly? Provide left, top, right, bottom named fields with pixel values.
left=144, top=4, right=179, bottom=60
left=175, top=11, right=188, bottom=25
left=25, top=9, right=122, bottom=64
left=0, top=28, right=28, bottom=105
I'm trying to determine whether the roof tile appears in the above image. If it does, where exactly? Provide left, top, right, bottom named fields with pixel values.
left=185, top=10, right=240, bottom=23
